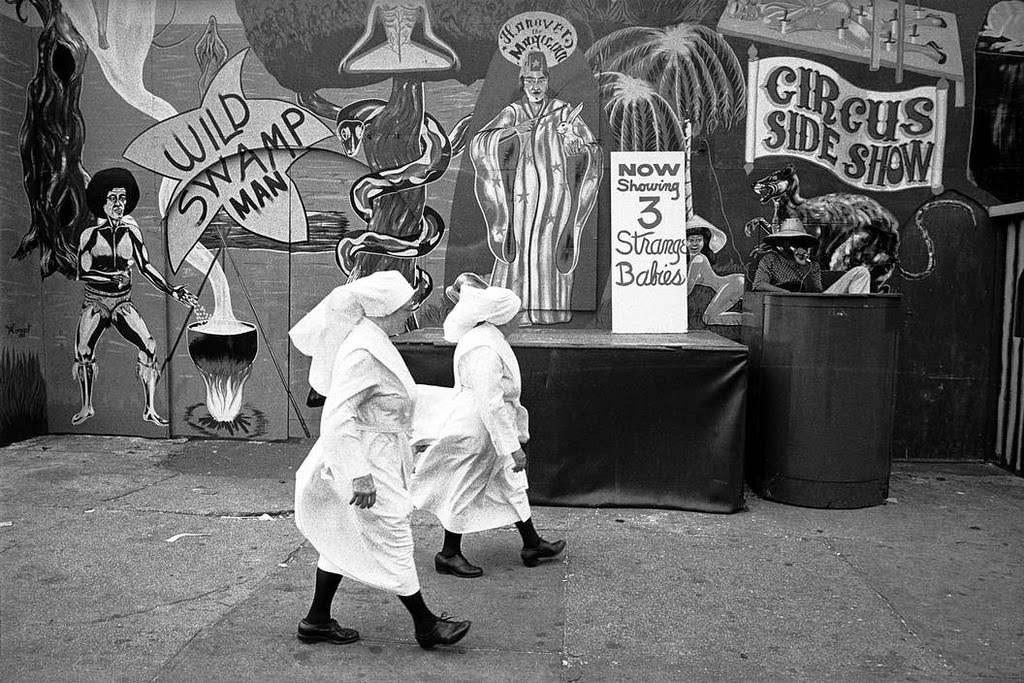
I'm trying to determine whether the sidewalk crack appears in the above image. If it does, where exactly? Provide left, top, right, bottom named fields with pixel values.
left=561, top=548, right=582, bottom=682
left=278, top=542, right=306, bottom=567
left=101, top=472, right=182, bottom=502
left=88, top=582, right=242, bottom=625
left=817, top=536, right=954, bottom=672
left=147, top=553, right=296, bottom=682
left=148, top=628, right=204, bottom=683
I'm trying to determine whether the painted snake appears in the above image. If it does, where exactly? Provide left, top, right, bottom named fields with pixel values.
left=302, top=93, right=471, bottom=300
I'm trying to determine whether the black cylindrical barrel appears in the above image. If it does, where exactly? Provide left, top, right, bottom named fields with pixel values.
left=743, top=293, right=902, bottom=508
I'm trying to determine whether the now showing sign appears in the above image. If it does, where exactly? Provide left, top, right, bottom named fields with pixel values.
left=611, top=151, right=689, bottom=334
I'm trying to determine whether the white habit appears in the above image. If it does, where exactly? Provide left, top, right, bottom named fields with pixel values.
left=294, top=318, right=421, bottom=595
left=412, top=323, right=531, bottom=533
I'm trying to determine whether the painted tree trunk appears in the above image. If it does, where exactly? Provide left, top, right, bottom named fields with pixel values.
left=12, top=0, right=91, bottom=280
left=349, top=76, right=426, bottom=287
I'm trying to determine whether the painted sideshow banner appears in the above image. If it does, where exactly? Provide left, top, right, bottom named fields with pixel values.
left=232, top=0, right=485, bottom=318
left=586, top=21, right=745, bottom=145
left=496, top=11, right=578, bottom=66
left=123, top=49, right=333, bottom=273
left=447, top=11, right=602, bottom=326
left=471, top=12, right=602, bottom=325
left=717, top=0, right=965, bottom=106
left=340, top=0, right=459, bottom=73
left=124, top=48, right=332, bottom=432
left=745, top=55, right=948, bottom=193
left=611, top=152, right=689, bottom=334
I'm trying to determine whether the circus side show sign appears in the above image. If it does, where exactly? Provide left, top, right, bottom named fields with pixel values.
left=611, top=151, right=689, bottom=334
left=745, top=55, right=948, bottom=193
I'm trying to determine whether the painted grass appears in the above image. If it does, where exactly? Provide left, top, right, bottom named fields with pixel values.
left=0, top=348, right=48, bottom=446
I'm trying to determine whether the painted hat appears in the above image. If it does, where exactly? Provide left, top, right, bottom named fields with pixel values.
left=686, top=214, right=727, bottom=253
left=763, top=217, right=818, bottom=248
left=519, top=50, right=549, bottom=77
left=444, top=271, right=489, bottom=304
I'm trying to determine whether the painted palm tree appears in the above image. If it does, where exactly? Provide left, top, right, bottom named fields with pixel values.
left=596, top=71, right=685, bottom=151
left=586, top=22, right=746, bottom=140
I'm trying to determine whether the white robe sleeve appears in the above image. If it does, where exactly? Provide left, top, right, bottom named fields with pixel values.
left=516, top=405, right=530, bottom=445
left=460, top=346, right=522, bottom=457
left=319, top=350, right=387, bottom=479
left=411, top=383, right=455, bottom=450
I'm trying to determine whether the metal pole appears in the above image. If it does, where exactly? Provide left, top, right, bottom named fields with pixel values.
left=869, top=0, right=881, bottom=71
left=161, top=245, right=223, bottom=374
left=216, top=227, right=311, bottom=438
left=896, top=0, right=906, bottom=83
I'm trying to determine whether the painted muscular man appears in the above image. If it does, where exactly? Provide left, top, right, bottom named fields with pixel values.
left=73, top=167, right=196, bottom=426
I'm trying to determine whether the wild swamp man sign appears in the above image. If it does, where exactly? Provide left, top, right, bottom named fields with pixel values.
left=744, top=53, right=949, bottom=193
left=123, top=49, right=333, bottom=272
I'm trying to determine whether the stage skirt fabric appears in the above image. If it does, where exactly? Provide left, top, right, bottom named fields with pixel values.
left=412, top=324, right=531, bottom=534
left=294, top=323, right=421, bottom=596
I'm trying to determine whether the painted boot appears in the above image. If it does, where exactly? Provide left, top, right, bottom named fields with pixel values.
left=71, top=360, right=96, bottom=426
left=137, top=357, right=169, bottom=426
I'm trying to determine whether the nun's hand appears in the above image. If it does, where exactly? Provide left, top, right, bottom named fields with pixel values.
left=350, top=474, right=377, bottom=509
left=511, top=448, right=527, bottom=473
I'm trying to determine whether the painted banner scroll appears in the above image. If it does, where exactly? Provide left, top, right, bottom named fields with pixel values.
left=745, top=55, right=948, bottom=193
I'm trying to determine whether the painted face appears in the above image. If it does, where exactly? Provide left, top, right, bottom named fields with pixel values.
left=336, top=120, right=363, bottom=156
left=790, top=245, right=812, bottom=266
left=686, top=235, right=705, bottom=255
left=522, top=74, right=548, bottom=104
left=104, top=187, right=128, bottom=222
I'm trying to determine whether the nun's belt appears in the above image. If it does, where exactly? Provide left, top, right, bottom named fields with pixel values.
left=353, top=421, right=411, bottom=436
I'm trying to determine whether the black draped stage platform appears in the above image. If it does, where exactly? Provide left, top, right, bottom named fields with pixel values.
left=395, top=329, right=748, bottom=513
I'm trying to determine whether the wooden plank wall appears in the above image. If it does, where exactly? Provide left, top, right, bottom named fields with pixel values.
left=997, top=218, right=1023, bottom=475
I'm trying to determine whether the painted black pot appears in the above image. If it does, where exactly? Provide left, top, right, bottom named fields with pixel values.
left=187, top=320, right=258, bottom=421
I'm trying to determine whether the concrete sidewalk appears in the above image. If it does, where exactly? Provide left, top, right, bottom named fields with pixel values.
left=1, top=435, right=1022, bottom=682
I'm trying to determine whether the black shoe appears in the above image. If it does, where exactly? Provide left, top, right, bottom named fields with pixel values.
left=415, top=613, right=471, bottom=649
left=434, top=552, right=484, bottom=578
left=297, top=618, right=360, bottom=644
left=520, top=538, right=566, bottom=567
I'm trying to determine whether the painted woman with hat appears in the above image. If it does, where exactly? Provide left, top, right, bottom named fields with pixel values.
left=411, top=275, right=565, bottom=577
left=289, top=271, right=471, bottom=649
left=752, top=217, right=871, bottom=293
left=685, top=214, right=744, bottom=325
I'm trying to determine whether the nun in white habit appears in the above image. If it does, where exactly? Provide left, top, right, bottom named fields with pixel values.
left=411, top=280, right=565, bottom=577
left=288, top=270, right=470, bottom=649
